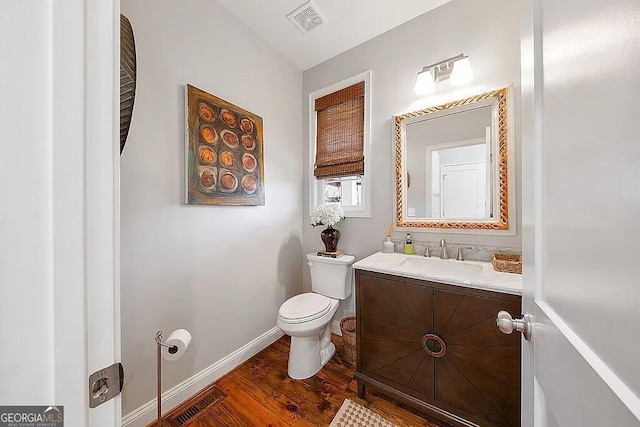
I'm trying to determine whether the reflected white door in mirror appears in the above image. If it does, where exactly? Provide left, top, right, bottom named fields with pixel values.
left=394, top=86, right=515, bottom=233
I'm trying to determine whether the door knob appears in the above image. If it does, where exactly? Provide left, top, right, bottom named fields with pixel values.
left=496, top=311, right=532, bottom=341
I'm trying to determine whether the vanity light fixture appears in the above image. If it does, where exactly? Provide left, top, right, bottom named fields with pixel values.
left=413, top=54, right=473, bottom=95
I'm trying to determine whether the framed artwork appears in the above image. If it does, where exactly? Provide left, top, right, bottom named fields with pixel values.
left=185, top=84, right=265, bottom=205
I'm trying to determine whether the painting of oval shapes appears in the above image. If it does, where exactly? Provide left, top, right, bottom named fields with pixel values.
left=185, top=84, right=264, bottom=205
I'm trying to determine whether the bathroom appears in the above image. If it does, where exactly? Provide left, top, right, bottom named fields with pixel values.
left=121, top=0, right=523, bottom=421
left=2, top=0, right=639, bottom=426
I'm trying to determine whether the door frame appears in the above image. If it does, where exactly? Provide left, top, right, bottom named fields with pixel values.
left=520, top=0, right=540, bottom=424
left=52, top=0, right=121, bottom=425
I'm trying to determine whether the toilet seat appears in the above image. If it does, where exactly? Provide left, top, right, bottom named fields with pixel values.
left=278, top=293, right=332, bottom=324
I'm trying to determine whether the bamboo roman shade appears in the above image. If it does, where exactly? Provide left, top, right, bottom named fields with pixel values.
left=314, top=81, right=365, bottom=179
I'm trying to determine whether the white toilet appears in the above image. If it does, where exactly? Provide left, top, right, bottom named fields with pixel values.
left=277, top=252, right=356, bottom=379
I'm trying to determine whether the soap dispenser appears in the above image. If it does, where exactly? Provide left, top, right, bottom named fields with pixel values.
left=404, top=233, right=414, bottom=255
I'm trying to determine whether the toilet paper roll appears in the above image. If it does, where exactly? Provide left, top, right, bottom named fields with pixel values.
left=162, top=329, right=192, bottom=361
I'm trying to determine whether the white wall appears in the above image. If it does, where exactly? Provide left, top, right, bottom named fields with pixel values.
left=0, top=1, right=54, bottom=405
left=120, top=0, right=303, bottom=414
left=302, top=0, right=521, bottom=314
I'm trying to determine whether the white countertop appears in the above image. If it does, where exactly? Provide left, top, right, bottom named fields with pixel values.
left=353, top=252, right=522, bottom=296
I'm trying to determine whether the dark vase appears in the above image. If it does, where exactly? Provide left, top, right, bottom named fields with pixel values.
left=320, top=226, right=340, bottom=252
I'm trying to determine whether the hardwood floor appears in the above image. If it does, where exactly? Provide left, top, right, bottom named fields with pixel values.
left=154, top=334, right=448, bottom=427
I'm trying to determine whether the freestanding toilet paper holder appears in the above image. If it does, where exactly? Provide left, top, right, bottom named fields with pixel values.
left=155, top=331, right=178, bottom=426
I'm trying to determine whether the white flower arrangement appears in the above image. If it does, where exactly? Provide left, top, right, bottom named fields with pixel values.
left=311, top=203, right=345, bottom=228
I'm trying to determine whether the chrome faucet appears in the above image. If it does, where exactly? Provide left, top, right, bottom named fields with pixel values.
left=456, top=247, right=465, bottom=261
left=423, top=246, right=431, bottom=257
left=440, top=239, right=449, bottom=259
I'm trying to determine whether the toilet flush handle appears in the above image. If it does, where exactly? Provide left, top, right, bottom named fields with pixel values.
left=308, top=260, right=314, bottom=268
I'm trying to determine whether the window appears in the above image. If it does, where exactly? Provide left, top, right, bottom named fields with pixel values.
left=309, top=71, right=371, bottom=217
left=324, top=176, right=362, bottom=206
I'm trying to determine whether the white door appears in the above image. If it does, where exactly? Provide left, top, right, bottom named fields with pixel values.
left=441, top=163, right=486, bottom=218
left=0, top=1, right=121, bottom=426
left=518, top=0, right=640, bottom=425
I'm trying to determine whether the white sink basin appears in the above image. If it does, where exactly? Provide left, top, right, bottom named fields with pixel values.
left=401, top=256, right=483, bottom=279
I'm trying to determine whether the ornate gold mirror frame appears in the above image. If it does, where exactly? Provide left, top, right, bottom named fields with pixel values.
left=394, top=87, right=512, bottom=231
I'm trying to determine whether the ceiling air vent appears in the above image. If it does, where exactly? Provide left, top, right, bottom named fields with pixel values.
left=287, top=1, right=327, bottom=35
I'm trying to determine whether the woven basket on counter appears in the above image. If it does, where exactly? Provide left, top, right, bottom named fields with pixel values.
left=492, top=253, right=522, bottom=274
left=339, top=317, right=357, bottom=365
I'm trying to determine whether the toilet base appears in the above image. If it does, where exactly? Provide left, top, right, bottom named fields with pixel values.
left=287, top=324, right=335, bottom=380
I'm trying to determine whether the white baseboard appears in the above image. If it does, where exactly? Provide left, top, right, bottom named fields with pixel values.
left=331, top=319, right=342, bottom=336
left=122, top=326, right=284, bottom=427
left=332, top=312, right=355, bottom=336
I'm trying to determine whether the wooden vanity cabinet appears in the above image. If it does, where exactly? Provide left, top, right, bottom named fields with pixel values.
left=355, top=269, right=522, bottom=427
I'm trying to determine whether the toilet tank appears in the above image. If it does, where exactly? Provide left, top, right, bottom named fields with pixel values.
left=307, top=253, right=356, bottom=299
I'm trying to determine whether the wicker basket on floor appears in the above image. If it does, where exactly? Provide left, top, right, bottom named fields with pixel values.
left=340, top=317, right=357, bottom=365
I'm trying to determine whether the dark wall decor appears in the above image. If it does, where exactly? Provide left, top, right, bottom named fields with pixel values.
left=120, top=14, right=137, bottom=154
left=185, top=85, right=265, bottom=206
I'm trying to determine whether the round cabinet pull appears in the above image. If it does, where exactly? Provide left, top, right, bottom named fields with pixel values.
left=422, top=334, right=447, bottom=358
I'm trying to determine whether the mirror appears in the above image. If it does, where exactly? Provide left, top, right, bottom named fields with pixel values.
left=394, top=87, right=513, bottom=231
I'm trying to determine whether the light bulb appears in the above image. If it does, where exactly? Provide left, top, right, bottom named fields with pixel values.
left=414, top=69, right=436, bottom=95
left=450, top=57, right=473, bottom=86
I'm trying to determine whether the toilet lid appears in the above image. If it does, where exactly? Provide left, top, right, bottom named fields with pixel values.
left=279, top=293, right=332, bottom=323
